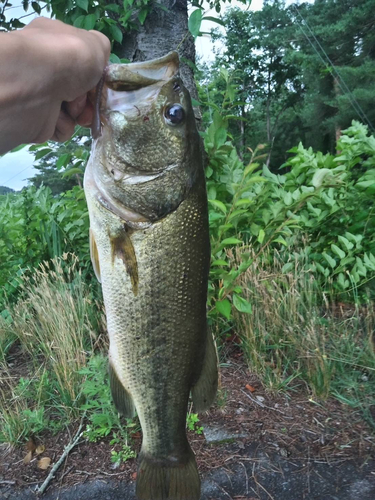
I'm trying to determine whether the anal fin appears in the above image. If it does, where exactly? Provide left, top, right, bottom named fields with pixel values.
left=191, top=331, right=218, bottom=412
left=109, top=361, right=136, bottom=418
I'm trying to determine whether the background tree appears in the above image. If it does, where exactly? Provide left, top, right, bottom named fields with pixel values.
left=201, top=0, right=375, bottom=168
left=291, top=0, right=375, bottom=152
left=0, top=186, right=14, bottom=195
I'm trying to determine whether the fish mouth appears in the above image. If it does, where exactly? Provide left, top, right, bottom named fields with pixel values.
left=84, top=159, right=151, bottom=225
left=91, top=52, right=180, bottom=136
left=105, top=52, right=179, bottom=91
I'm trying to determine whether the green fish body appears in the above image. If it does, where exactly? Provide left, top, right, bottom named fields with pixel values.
left=84, top=52, right=218, bottom=500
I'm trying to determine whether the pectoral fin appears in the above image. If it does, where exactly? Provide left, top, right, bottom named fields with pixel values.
left=109, top=361, right=136, bottom=418
left=191, top=331, right=219, bottom=411
left=89, top=228, right=101, bottom=283
left=110, top=227, right=139, bottom=295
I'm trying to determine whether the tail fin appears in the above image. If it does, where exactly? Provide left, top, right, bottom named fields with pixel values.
left=136, top=447, right=200, bottom=500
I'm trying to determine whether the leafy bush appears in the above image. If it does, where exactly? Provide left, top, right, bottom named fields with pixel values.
left=205, top=118, right=375, bottom=323
left=0, top=185, right=91, bottom=308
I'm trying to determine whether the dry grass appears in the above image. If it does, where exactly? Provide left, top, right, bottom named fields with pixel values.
left=0, top=254, right=105, bottom=443
left=233, top=250, right=375, bottom=421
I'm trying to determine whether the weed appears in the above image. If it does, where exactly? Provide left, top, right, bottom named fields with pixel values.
left=0, top=255, right=105, bottom=444
left=233, top=249, right=375, bottom=423
left=186, top=412, right=204, bottom=435
left=110, top=444, right=136, bottom=466
left=79, top=354, right=138, bottom=459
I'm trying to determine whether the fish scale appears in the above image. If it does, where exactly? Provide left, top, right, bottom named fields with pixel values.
left=84, top=52, right=218, bottom=500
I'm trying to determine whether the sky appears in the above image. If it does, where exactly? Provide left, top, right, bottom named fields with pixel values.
left=0, top=0, right=305, bottom=190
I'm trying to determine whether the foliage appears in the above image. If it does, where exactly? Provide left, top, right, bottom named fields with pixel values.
left=0, top=256, right=105, bottom=443
left=201, top=0, right=375, bottom=167
left=79, top=354, right=138, bottom=465
left=204, top=96, right=375, bottom=322
left=234, top=250, right=375, bottom=425
left=0, top=184, right=91, bottom=308
left=79, top=355, right=137, bottom=443
left=28, top=129, right=92, bottom=194
left=1, top=0, right=152, bottom=42
left=0, top=186, right=14, bottom=195
left=186, top=412, right=203, bottom=435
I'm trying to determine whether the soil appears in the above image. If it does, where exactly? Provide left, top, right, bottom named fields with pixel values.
left=1, top=345, right=374, bottom=500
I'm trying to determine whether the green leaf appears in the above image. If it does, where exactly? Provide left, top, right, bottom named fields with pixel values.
left=77, top=0, right=88, bottom=11
left=208, top=199, right=227, bottom=214
left=211, top=260, right=229, bottom=267
left=221, top=237, right=242, bottom=246
left=228, top=209, right=247, bottom=222
left=62, top=167, right=83, bottom=179
left=282, top=262, right=294, bottom=273
left=214, top=127, right=227, bottom=148
left=234, top=198, right=252, bottom=207
left=233, top=294, right=252, bottom=314
left=109, top=53, right=121, bottom=64
left=84, top=14, right=96, bottom=30
left=322, top=252, right=336, bottom=269
left=34, top=148, right=52, bottom=160
left=283, top=192, right=293, bottom=206
left=56, top=153, right=71, bottom=169
left=31, top=1, right=41, bottom=14
left=244, top=162, right=260, bottom=177
left=257, top=229, right=265, bottom=244
left=207, top=186, right=216, bottom=200
left=138, top=7, right=148, bottom=25
left=73, top=15, right=85, bottom=28
left=105, top=4, right=120, bottom=13
left=110, top=24, right=123, bottom=43
left=331, top=244, right=345, bottom=260
left=356, top=257, right=367, bottom=277
left=311, top=168, right=331, bottom=188
left=273, top=237, right=288, bottom=247
left=337, top=273, right=349, bottom=290
left=188, top=8, right=203, bottom=38
left=10, top=143, right=28, bottom=153
left=202, top=16, right=225, bottom=26
left=215, top=299, right=231, bottom=319
left=356, top=180, right=375, bottom=189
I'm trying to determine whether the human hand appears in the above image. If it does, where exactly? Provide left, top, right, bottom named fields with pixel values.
left=20, top=17, right=110, bottom=142
left=0, top=17, right=110, bottom=153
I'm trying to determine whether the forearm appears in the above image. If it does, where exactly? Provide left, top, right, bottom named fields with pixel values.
left=0, top=30, right=58, bottom=153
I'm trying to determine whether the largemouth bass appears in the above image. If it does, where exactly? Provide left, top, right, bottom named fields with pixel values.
left=84, top=52, right=218, bottom=500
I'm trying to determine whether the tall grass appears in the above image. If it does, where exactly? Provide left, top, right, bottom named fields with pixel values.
left=234, top=250, right=375, bottom=423
left=0, top=254, right=105, bottom=443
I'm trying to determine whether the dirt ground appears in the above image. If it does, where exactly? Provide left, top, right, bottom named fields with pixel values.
left=1, top=346, right=374, bottom=499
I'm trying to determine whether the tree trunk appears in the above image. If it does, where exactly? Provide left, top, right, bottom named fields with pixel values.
left=118, top=0, right=197, bottom=100
left=238, top=105, right=246, bottom=160
left=333, top=77, right=342, bottom=153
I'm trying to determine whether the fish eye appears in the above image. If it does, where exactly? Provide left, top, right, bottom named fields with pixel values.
left=164, top=104, right=185, bottom=126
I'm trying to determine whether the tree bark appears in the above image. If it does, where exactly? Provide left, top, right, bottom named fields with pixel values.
left=238, top=105, right=246, bottom=160
left=118, top=0, right=197, bottom=100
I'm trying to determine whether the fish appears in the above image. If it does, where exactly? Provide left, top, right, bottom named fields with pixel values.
left=84, top=52, right=218, bottom=500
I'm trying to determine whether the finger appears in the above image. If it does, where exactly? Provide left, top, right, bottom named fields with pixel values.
left=51, top=109, right=76, bottom=142
left=76, top=101, right=94, bottom=127
left=65, top=94, right=87, bottom=120
left=89, top=30, right=111, bottom=62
